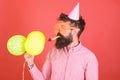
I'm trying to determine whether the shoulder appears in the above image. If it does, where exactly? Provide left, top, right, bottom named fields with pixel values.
left=80, top=45, right=95, bottom=56
left=80, top=45, right=98, bottom=63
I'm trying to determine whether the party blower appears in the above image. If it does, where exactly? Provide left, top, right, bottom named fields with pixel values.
left=7, top=31, right=46, bottom=80
left=48, top=36, right=60, bottom=41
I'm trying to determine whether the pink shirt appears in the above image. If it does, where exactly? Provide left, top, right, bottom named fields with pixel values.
left=29, top=43, right=98, bottom=80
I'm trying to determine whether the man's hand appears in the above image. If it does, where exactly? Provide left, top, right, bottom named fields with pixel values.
left=24, top=53, right=34, bottom=67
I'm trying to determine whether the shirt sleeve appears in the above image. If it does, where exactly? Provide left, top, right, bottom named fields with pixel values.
left=85, top=54, right=99, bottom=80
left=29, top=51, right=52, bottom=80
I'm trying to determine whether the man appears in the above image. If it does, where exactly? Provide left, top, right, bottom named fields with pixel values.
left=24, top=3, right=98, bottom=80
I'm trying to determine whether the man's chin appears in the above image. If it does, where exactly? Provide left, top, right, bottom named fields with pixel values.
left=55, top=37, right=72, bottom=49
left=55, top=33, right=72, bottom=49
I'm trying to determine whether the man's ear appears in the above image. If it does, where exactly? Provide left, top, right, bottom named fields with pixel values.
left=71, top=28, right=79, bottom=35
left=76, top=28, right=80, bottom=32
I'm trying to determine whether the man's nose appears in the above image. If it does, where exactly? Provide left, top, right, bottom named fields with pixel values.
left=54, top=26, right=60, bottom=35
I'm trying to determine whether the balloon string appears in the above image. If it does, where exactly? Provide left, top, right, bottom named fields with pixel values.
left=22, top=61, right=26, bottom=80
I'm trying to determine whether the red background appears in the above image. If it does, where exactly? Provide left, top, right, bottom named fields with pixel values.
left=0, top=0, right=120, bottom=80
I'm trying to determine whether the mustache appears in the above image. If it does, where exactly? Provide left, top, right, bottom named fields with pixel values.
left=48, top=33, right=62, bottom=41
left=56, top=33, right=64, bottom=38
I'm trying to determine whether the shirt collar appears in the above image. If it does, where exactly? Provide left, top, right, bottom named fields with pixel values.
left=64, top=42, right=82, bottom=53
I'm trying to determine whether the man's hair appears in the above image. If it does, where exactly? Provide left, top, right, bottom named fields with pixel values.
left=58, top=13, right=86, bottom=38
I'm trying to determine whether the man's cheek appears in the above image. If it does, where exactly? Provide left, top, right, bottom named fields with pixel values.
left=54, top=27, right=66, bottom=35
left=60, top=28, right=66, bottom=35
left=54, top=25, right=59, bottom=35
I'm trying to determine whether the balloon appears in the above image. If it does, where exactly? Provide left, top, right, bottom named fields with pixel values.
left=25, top=31, right=46, bottom=56
left=7, top=35, right=26, bottom=56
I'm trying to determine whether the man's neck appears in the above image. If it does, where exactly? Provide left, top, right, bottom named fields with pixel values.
left=67, top=40, right=79, bottom=50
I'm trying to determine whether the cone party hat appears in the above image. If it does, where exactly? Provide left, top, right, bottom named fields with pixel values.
left=68, top=3, right=80, bottom=20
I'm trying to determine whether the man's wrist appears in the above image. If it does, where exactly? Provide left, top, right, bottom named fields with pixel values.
left=28, top=64, right=34, bottom=70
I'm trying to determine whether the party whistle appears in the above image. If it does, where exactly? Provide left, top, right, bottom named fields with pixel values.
left=48, top=36, right=60, bottom=41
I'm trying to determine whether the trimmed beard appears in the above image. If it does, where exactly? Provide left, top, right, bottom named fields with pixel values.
left=55, top=33, right=72, bottom=49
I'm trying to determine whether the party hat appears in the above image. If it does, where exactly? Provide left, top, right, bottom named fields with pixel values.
left=68, top=3, right=80, bottom=20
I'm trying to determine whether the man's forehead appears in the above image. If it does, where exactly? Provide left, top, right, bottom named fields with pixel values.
left=57, top=21, right=79, bottom=29
left=57, top=21, right=71, bottom=25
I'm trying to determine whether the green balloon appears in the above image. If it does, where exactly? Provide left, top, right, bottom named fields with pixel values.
left=7, top=35, right=26, bottom=56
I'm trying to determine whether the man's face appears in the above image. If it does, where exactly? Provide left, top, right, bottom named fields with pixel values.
left=54, top=21, right=78, bottom=37
left=54, top=21, right=74, bottom=49
left=54, top=21, right=80, bottom=49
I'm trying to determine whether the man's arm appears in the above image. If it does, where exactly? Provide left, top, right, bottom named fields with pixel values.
left=29, top=56, right=51, bottom=80
left=85, top=54, right=99, bottom=80
left=29, top=64, right=45, bottom=80
left=24, top=53, right=51, bottom=80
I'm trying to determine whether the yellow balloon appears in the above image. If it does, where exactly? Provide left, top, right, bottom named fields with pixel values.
left=25, top=31, right=46, bottom=56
